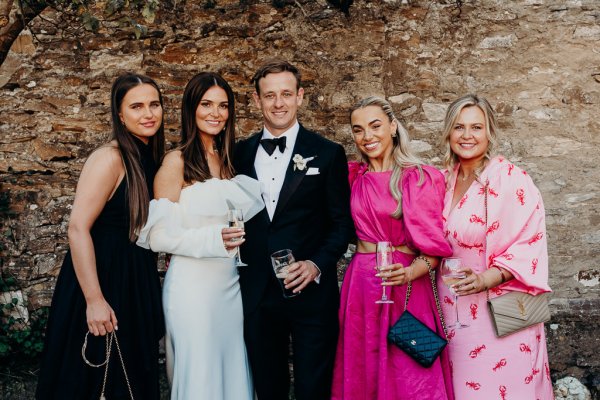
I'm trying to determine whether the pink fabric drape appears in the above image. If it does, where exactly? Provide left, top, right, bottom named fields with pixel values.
left=331, top=162, right=454, bottom=400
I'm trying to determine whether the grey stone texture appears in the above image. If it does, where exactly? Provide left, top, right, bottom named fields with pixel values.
left=555, top=376, right=592, bottom=400
left=0, top=0, right=598, bottom=397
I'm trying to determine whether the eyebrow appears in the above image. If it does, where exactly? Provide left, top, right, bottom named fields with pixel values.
left=200, top=99, right=228, bottom=104
left=128, top=99, right=160, bottom=105
left=263, top=89, right=294, bottom=95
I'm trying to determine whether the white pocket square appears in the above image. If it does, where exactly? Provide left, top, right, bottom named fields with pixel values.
left=306, top=167, right=320, bottom=175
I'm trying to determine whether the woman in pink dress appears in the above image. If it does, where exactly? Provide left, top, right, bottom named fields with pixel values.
left=331, top=97, right=454, bottom=400
left=439, top=94, right=554, bottom=399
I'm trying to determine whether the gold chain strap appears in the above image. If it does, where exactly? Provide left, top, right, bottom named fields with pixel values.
left=81, top=331, right=135, bottom=400
left=484, top=179, right=491, bottom=303
left=403, top=257, right=448, bottom=338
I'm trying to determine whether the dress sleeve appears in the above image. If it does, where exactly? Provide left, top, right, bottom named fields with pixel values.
left=484, top=162, right=551, bottom=295
left=401, top=165, right=453, bottom=257
left=348, top=161, right=368, bottom=187
left=229, top=174, right=265, bottom=221
left=136, top=198, right=233, bottom=259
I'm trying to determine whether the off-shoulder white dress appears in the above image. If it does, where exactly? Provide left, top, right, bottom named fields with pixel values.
left=137, top=176, right=264, bottom=400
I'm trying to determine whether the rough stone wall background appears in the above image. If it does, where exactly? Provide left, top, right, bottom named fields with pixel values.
left=0, top=0, right=598, bottom=394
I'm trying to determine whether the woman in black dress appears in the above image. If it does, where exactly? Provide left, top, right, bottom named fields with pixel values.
left=36, top=73, right=165, bottom=399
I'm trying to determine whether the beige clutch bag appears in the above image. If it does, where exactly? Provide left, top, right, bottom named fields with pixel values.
left=487, top=291, right=551, bottom=337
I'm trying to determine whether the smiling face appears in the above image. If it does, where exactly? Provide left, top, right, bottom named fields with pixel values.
left=449, top=106, right=489, bottom=166
left=196, top=85, right=229, bottom=143
left=253, top=71, right=304, bottom=137
left=119, top=83, right=163, bottom=143
left=351, top=105, right=397, bottom=164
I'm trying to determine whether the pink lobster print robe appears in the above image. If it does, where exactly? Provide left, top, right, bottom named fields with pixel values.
left=440, top=156, right=554, bottom=400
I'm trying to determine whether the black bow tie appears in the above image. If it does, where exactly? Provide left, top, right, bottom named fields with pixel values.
left=260, top=137, right=287, bottom=156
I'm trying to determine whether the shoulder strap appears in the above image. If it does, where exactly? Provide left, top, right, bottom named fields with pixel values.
left=484, top=179, right=492, bottom=302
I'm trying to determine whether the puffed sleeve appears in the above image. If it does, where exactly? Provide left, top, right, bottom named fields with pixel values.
left=136, top=198, right=232, bottom=258
left=348, top=161, right=368, bottom=187
left=401, top=165, right=453, bottom=257
left=484, top=160, right=551, bottom=295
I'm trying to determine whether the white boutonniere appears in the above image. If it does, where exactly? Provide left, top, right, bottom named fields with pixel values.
left=293, top=154, right=316, bottom=171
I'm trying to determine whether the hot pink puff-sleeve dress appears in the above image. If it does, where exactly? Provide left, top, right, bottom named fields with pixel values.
left=331, top=162, right=454, bottom=400
left=439, top=156, right=554, bottom=399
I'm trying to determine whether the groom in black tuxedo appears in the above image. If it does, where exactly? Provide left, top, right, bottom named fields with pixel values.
left=234, top=60, right=353, bottom=400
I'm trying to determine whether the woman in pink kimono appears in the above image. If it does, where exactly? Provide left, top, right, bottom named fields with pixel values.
left=439, top=94, right=554, bottom=399
left=331, top=97, right=454, bottom=400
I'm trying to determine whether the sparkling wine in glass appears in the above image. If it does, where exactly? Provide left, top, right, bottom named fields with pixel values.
left=227, top=209, right=247, bottom=267
left=441, top=257, right=469, bottom=329
left=375, top=241, right=394, bottom=304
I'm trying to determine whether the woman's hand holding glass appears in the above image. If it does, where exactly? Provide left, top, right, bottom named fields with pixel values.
left=452, top=267, right=488, bottom=296
left=440, top=257, right=469, bottom=329
left=374, top=242, right=394, bottom=304
left=226, top=209, right=248, bottom=267
left=222, top=227, right=245, bottom=251
left=376, top=263, right=413, bottom=286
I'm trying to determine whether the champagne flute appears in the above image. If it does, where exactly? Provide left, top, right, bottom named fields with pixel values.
left=375, top=241, right=394, bottom=304
left=441, top=257, right=469, bottom=329
left=227, top=209, right=247, bottom=267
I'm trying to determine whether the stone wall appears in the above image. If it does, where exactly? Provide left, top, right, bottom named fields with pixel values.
left=0, top=0, right=598, bottom=395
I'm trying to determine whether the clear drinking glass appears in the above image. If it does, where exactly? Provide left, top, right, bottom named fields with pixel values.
left=375, top=241, right=394, bottom=304
left=270, top=249, right=299, bottom=299
left=440, top=257, right=469, bottom=329
left=227, top=209, right=247, bottom=267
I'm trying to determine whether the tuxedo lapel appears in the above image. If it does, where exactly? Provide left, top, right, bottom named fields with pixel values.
left=237, top=132, right=270, bottom=225
left=272, top=127, right=314, bottom=220
left=240, top=133, right=262, bottom=180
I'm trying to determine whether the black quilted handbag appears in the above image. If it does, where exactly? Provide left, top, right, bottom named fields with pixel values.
left=387, top=264, right=448, bottom=368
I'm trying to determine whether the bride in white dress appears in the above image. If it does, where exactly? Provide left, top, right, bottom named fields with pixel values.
left=137, top=72, right=263, bottom=400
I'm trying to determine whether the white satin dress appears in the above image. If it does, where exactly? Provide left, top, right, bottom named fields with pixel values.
left=137, top=175, right=264, bottom=400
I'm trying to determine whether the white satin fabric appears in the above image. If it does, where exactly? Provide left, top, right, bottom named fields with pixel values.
left=137, top=175, right=263, bottom=400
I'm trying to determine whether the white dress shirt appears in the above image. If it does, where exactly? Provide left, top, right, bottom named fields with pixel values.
left=254, top=122, right=299, bottom=220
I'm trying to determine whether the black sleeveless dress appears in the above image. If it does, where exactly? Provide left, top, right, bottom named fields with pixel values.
left=36, top=141, right=165, bottom=400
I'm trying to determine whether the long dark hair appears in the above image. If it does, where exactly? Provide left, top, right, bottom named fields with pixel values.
left=110, top=73, right=165, bottom=241
left=180, top=72, right=236, bottom=183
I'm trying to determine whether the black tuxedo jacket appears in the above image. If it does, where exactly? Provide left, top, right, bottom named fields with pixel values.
left=234, top=125, right=354, bottom=315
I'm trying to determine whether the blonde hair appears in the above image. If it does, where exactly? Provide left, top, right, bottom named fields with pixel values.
left=441, top=94, right=499, bottom=182
left=350, top=96, right=423, bottom=219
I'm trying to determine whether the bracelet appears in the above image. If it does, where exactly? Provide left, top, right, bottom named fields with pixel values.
left=411, top=255, right=432, bottom=272
left=491, top=265, right=507, bottom=284
left=406, top=256, right=433, bottom=283
left=406, top=266, right=414, bottom=283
